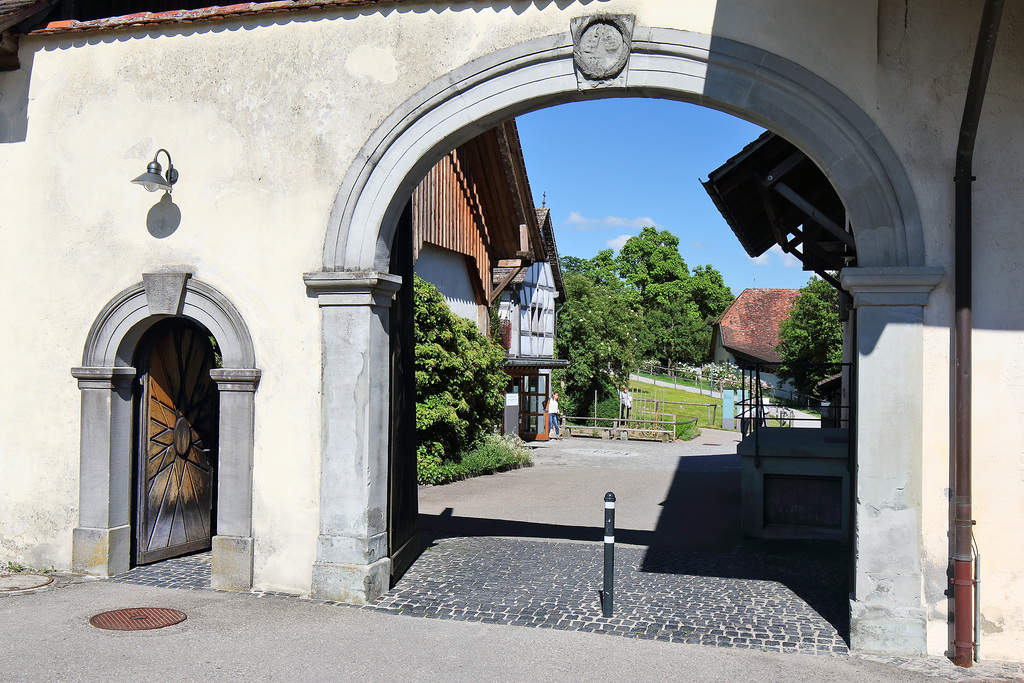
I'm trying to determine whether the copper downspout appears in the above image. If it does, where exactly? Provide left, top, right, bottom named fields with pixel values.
left=953, top=0, right=1003, bottom=668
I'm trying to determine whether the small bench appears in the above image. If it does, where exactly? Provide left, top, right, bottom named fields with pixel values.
left=564, top=425, right=673, bottom=442
left=618, top=428, right=673, bottom=443
left=564, top=425, right=617, bottom=440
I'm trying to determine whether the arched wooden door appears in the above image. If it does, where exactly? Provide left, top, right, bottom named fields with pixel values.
left=133, top=319, right=219, bottom=565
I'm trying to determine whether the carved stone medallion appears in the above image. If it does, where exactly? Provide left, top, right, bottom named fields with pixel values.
left=571, top=15, right=634, bottom=84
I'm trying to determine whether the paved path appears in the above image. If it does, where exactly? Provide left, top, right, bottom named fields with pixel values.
left=6, top=576, right=1015, bottom=682
left=2, top=432, right=1021, bottom=680
left=413, top=431, right=846, bottom=655
left=631, top=372, right=723, bottom=398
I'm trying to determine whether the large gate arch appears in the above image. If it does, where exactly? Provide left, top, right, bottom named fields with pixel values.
left=308, top=24, right=940, bottom=656
left=323, top=28, right=924, bottom=273
left=71, top=271, right=260, bottom=591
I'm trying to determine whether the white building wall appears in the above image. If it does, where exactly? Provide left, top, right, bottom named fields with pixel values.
left=414, top=243, right=482, bottom=329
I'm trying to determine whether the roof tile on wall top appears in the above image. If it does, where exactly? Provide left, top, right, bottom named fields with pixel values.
left=26, top=0, right=406, bottom=35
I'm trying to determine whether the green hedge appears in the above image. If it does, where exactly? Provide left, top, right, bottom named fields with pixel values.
left=414, top=276, right=507, bottom=468
left=418, top=432, right=533, bottom=485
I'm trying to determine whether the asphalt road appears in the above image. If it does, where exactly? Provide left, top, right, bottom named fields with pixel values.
left=0, top=580, right=947, bottom=682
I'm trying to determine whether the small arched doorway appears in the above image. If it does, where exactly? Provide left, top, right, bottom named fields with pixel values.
left=73, top=272, right=260, bottom=591
left=131, top=318, right=220, bottom=565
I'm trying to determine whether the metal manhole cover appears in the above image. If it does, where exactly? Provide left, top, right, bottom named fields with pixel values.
left=89, top=607, right=187, bottom=631
left=0, top=573, right=54, bottom=592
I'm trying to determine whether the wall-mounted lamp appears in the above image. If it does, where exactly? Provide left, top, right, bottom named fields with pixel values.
left=131, top=149, right=178, bottom=193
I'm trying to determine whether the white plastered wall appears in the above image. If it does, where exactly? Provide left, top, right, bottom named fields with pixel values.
left=0, top=0, right=1021, bottom=658
left=413, top=243, right=482, bottom=329
left=869, top=1, right=1024, bottom=660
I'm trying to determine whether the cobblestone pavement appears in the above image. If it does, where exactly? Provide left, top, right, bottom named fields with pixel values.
left=105, top=551, right=213, bottom=591
left=98, top=541, right=851, bottom=657
left=373, top=536, right=848, bottom=655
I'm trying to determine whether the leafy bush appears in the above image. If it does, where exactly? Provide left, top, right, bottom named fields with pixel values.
left=566, top=394, right=622, bottom=421
left=675, top=419, right=701, bottom=441
left=418, top=432, right=533, bottom=485
left=414, top=275, right=510, bottom=482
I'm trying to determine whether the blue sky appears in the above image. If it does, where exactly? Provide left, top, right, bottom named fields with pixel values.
left=516, top=98, right=811, bottom=293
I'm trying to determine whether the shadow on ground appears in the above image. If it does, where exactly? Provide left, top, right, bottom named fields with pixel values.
left=419, top=453, right=851, bottom=642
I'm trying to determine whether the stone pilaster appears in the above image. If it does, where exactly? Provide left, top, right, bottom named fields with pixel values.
left=70, top=366, right=136, bottom=577
left=840, top=267, right=943, bottom=655
left=210, top=368, right=261, bottom=591
left=303, top=271, right=401, bottom=603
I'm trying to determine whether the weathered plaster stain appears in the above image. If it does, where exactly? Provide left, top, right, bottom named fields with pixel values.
left=344, top=45, right=397, bottom=83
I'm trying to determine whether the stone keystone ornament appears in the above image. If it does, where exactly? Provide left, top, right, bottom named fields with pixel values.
left=571, top=14, right=635, bottom=89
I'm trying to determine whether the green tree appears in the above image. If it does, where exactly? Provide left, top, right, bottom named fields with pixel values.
left=616, top=226, right=689, bottom=308
left=562, top=249, right=619, bottom=287
left=554, top=268, right=638, bottom=414
left=414, top=276, right=507, bottom=464
left=775, top=276, right=843, bottom=396
left=613, top=229, right=732, bottom=366
left=555, top=235, right=735, bottom=408
left=688, top=264, right=734, bottom=324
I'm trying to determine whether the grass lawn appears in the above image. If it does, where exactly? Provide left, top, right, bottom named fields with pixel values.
left=629, top=380, right=727, bottom=430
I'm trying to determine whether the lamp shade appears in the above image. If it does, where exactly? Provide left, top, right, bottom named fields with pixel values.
left=132, top=160, right=172, bottom=192
left=131, top=151, right=178, bottom=193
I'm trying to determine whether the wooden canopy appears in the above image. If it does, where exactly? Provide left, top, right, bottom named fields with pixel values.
left=702, top=131, right=855, bottom=290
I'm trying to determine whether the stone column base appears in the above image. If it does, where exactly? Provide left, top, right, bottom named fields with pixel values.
left=211, top=535, right=254, bottom=591
left=310, top=557, right=391, bottom=604
left=850, top=601, right=928, bottom=655
left=72, top=525, right=130, bottom=577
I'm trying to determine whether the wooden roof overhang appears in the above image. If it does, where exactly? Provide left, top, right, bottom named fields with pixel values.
left=702, top=131, right=855, bottom=291
left=467, top=120, right=548, bottom=305
left=0, top=0, right=55, bottom=68
left=460, top=121, right=543, bottom=265
left=504, top=358, right=569, bottom=376
left=537, top=208, right=566, bottom=301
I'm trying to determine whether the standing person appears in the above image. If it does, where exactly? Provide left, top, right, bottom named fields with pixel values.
left=547, top=391, right=561, bottom=440
left=620, top=386, right=632, bottom=420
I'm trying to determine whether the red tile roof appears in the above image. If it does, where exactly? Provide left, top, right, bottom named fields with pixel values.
left=25, top=1, right=404, bottom=35
left=714, top=288, right=798, bottom=363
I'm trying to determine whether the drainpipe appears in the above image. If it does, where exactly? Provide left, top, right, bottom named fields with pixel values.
left=953, top=0, right=1003, bottom=668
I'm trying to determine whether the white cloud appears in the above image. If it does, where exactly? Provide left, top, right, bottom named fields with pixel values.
left=560, top=212, right=659, bottom=231
left=750, top=244, right=801, bottom=268
left=606, top=234, right=633, bottom=251
left=693, top=241, right=704, bottom=249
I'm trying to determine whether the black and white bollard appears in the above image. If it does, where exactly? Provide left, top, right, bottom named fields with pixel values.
left=602, top=491, right=616, bottom=617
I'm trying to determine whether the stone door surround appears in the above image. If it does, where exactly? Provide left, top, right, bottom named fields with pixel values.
left=72, top=270, right=260, bottom=591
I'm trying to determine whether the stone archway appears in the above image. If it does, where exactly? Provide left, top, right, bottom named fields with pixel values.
left=322, top=28, right=924, bottom=273
left=72, top=269, right=260, bottom=591
left=306, top=24, right=941, bottom=655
